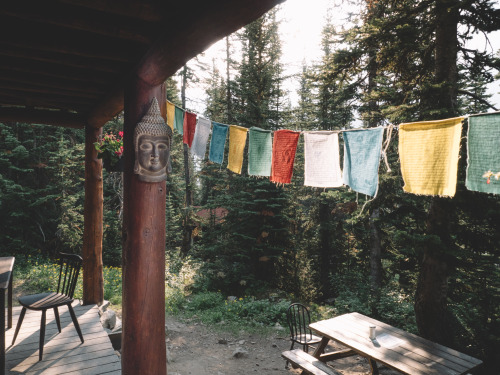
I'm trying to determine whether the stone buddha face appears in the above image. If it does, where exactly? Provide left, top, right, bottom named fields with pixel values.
left=133, top=98, right=172, bottom=182
left=137, top=134, right=170, bottom=173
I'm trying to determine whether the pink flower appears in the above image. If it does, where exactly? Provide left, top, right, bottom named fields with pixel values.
left=118, top=131, right=124, bottom=138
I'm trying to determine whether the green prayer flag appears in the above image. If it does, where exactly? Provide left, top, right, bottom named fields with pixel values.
left=466, top=113, right=500, bottom=194
left=248, top=127, right=272, bottom=177
left=174, top=106, right=184, bottom=135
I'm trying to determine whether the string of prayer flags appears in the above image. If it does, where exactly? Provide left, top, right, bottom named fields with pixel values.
left=270, top=129, right=300, bottom=184
left=191, top=117, right=212, bottom=159
left=209, top=122, right=229, bottom=164
left=166, top=101, right=175, bottom=130
left=399, top=117, right=464, bottom=197
left=227, top=125, right=248, bottom=174
left=304, top=131, right=343, bottom=188
left=183, top=111, right=197, bottom=147
left=343, top=127, right=384, bottom=196
left=174, top=106, right=185, bottom=135
left=466, top=113, right=500, bottom=194
left=248, top=127, right=272, bottom=177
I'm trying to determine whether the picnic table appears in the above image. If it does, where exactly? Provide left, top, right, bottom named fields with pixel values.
left=308, top=312, right=482, bottom=375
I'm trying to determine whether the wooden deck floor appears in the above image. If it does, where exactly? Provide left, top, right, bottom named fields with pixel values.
left=5, top=302, right=121, bottom=374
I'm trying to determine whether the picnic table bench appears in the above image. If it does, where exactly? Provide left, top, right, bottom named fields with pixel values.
left=281, top=349, right=341, bottom=375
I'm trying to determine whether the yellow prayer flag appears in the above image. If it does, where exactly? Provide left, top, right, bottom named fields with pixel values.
left=399, top=117, right=464, bottom=197
left=166, top=101, right=175, bottom=130
left=227, top=125, right=248, bottom=174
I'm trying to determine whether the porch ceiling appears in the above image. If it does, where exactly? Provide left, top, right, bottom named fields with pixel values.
left=0, top=0, right=283, bottom=129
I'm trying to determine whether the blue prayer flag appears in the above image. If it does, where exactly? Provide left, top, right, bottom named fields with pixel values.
left=343, top=128, right=384, bottom=197
left=209, top=122, right=229, bottom=164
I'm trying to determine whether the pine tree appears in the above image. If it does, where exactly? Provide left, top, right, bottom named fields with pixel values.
left=194, top=8, right=296, bottom=294
left=293, top=63, right=318, bottom=130
left=235, top=7, right=286, bottom=130
left=0, top=122, right=86, bottom=256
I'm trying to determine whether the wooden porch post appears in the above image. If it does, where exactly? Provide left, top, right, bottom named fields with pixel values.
left=82, top=125, right=104, bottom=305
left=122, top=78, right=167, bottom=375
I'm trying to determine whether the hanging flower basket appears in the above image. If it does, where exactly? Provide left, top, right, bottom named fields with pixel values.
left=94, top=131, right=124, bottom=172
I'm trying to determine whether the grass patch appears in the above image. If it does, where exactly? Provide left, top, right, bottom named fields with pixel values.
left=169, top=292, right=313, bottom=335
left=13, top=254, right=123, bottom=310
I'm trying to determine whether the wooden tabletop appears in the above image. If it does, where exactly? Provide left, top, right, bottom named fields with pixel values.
left=0, top=257, right=14, bottom=290
left=309, top=312, right=482, bottom=375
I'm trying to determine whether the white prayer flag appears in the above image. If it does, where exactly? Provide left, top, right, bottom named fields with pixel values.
left=304, top=131, right=343, bottom=188
left=191, top=117, right=212, bottom=159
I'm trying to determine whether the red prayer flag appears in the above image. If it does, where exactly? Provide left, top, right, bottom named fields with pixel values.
left=183, top=111, right=197, bottom=147
left=270, top=129, right=301, bottom=184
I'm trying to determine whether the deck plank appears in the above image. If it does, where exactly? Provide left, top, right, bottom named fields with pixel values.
left=5, top=302, right=121, bottom=375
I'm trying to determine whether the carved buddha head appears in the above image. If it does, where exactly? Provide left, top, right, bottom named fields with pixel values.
left=133, top=98, right=172, bottom=182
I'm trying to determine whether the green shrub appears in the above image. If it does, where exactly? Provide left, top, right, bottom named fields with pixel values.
left=178, top=292, right=292, bottom=331
left=330, top=272, right=417, bottom=333
left=103, top=266, right=122, bottom=301
left=165, top=287, right=185, bottom=314
left=21, top=260, right=61, bottom=294
left=186, top=292, right=224, bottom=311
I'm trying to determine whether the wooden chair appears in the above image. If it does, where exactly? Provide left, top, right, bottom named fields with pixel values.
left=285, top=303, right=322, bottom=368
left=11, top=253, right=84, bottom=361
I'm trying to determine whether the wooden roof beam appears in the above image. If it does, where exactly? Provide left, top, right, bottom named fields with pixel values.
left=0, top=91, right=93, bottom=112
left=0, top=1, right=154, bottom=44
left=0, top=107, right=86, bottom=128
left=59, top=0, right=165, bottom=22
left=0, top=69, right=108, bottom=93
left=86, top=0, right=285, bottom=128
left=0, top=20, right=146, bottom=62
left=0, top=81, right=102, bottom=98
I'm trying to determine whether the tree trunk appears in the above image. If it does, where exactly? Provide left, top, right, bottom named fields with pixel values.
left=226, top=36, right=233, bottom=123
left=121, top=79, right=167, bottom=375
left=369, top=208, right=382, bottom=291
left=434, top=0, right=459, bottom=115
left=414, top=198, right=454, bottom=345
left=319, top=198, right=331, bottom=299
left=82, top=125, right=104, bottom=305
left=414, top=0, right=459, bottom=345
left=180, top=66, right=193, bottom=257
left=365, top=2, right=383, bottom=292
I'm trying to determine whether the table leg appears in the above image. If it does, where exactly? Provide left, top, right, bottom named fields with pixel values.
left=7, top=271, right=12, bottom=329
left=313, top=337, right=330, bottom=358
left=1, top=289, right=5, bottom=375
left=369, top=358, right=379, bottom=375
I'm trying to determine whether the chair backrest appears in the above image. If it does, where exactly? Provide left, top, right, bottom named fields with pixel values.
left=56, top=253, right=82, bottom=298
left=286, top=303, right=314, bottom=340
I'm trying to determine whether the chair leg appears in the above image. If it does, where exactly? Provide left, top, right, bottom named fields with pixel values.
left=52, top=307, right=61, bottom=333
left=54, top=307, right=61, bottom=333
left=39, top=309, right=46, bottom=361
left=285, top=341, right=295, bottom=369
left=11, top=307, right=26, bottom=345
left=68, top=304, right=84, bottom=343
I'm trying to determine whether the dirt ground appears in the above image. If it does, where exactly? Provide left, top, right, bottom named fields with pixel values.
left=164, top=316, right=399, bottom=375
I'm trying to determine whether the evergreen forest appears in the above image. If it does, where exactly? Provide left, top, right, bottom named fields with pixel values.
left=1, top=1, right=499, bottom=373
